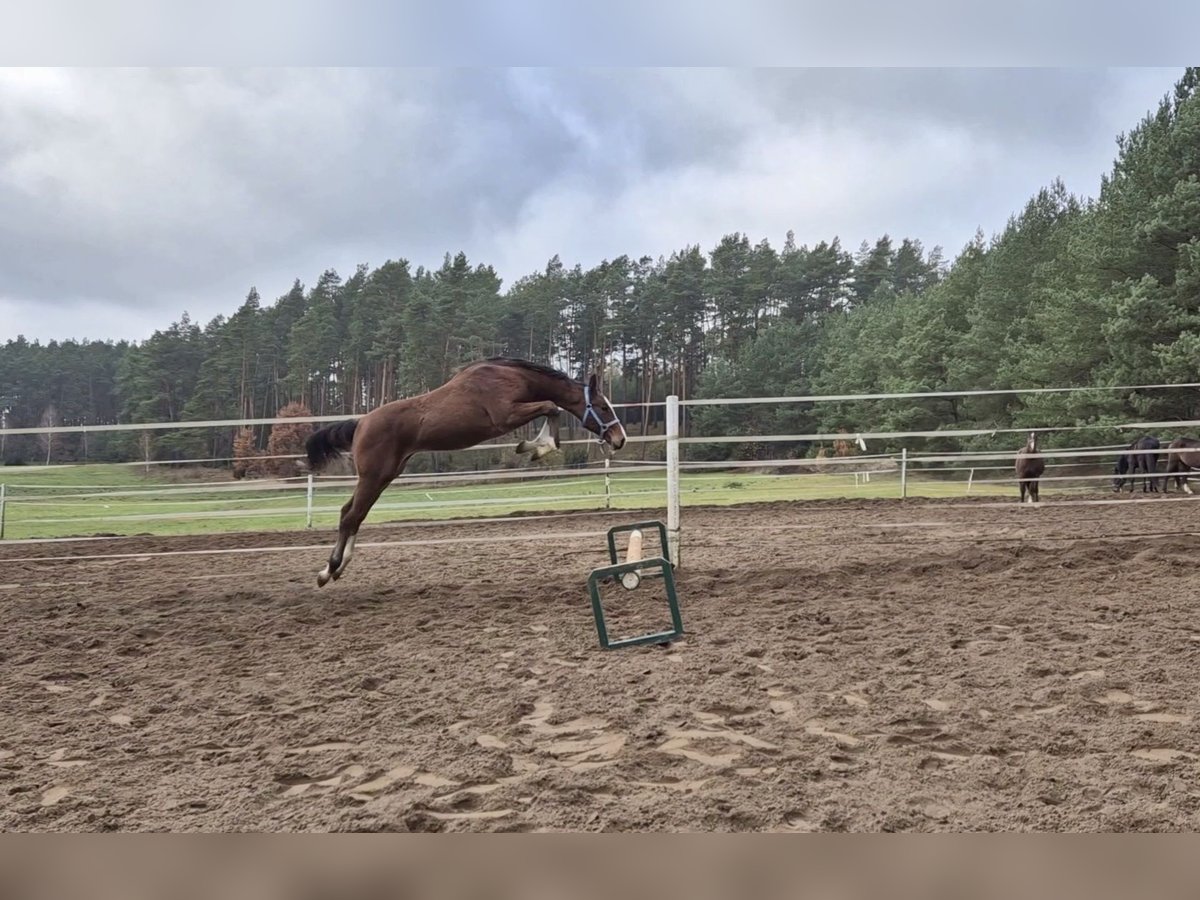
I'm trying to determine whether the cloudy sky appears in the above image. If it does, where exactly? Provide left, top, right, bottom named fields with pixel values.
left=0, top=67, right=1185, bottom=343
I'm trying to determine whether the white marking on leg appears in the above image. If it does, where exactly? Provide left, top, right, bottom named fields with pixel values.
left=318, top=534, right=347, bottom=586
left=333, top=535, right=357, bottom=577
left=521, top=419, right=558, bottom=457
left=1186, top=482, right=1194, bottom=496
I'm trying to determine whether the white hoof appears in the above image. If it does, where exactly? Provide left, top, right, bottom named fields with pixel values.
left=521, top=420, right=558, bottom=457
left=317, top=535, right=355, bottom=587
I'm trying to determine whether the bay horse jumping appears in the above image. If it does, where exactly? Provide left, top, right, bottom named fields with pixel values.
left=1163, top=436, right=1200, bottom=495
left=1112, top=435, right=1161, bottom=493
left=304, top=358, right=627, bottom=586
left=1015, top=431, right=1045, bottom=504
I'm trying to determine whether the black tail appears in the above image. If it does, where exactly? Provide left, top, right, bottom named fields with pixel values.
left=305, top=419, right=359, bottom=472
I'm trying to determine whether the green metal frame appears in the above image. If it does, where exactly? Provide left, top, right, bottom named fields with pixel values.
left=586, top=556, right=683, bottom=650
left=606, top=520, right=671, bottom=566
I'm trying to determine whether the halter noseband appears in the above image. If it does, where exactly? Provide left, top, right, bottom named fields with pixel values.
left=583, top=385, right=621, bottom=443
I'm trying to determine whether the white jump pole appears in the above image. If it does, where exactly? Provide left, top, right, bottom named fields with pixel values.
left=666, top=394, right=681, bottom=566
left=0, top=483, right=6, bottom=540
left=900, top=447, right=908, bottom=499
left=305, top=473, right=315, bottom=528
left=604, top=456, right=612, bottom=510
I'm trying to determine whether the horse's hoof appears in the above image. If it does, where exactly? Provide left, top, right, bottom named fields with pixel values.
left=317, top=569, right=332, bottom=587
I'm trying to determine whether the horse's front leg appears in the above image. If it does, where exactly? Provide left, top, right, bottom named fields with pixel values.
left=513, top=402, right=563, bottom=460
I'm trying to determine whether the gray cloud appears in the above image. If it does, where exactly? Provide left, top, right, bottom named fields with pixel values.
left=0, top=67, right=1186, bottom=342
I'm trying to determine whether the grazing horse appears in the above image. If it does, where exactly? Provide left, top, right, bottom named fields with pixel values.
left=1163, top=436, right=1200, bottom=495
left=304, top=358, right=627, bottom=586
left=1015, top=431, right=1046, bottom=504
left=1112, top=435, right=1161, bottom=493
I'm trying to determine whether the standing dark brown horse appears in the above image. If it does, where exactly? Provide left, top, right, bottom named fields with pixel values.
left=305, top=358, right=627, bottom=586
left=1163, top=436, right=1200, bottom=495
left=1112, top=435, right=1161, bottom=493
left=1015, top=431, right=1046, bottom=504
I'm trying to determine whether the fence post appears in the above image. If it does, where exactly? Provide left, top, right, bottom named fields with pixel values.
left=305, top=473, right=315, bottom=528
left=666, top=394, right=681, bottom=566
left=900, top=448, right=908, bottom=499
left=0, top=483, right=6, bottom=540
left=604, top=457, right=612, bottom=510
left=967, top=468, right=975, bottom=495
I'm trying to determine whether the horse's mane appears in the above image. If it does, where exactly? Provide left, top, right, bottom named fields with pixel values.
left=474, top=357, right=575, bottom=385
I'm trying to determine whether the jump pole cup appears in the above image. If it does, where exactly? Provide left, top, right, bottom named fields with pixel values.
left=621, top=529, right=643, bottom=590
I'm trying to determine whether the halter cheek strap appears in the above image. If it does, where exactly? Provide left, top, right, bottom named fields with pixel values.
left=583, top=385, right=621, bottom=442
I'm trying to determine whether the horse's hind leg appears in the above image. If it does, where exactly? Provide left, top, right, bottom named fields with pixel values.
left=1019, top=481, right=1028, bottom=504
left=318, top=461, right=405, bottom=587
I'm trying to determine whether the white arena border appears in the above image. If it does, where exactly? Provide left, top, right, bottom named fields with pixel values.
left=4, top=493, right=1198, bottom=567
left=0, top=529, right=614, bottom=566
left=4, top=461, right=666, bottom=499
left=0, top=507, right=653, bottom=547
left=7, top=380, right=1200, bottom=556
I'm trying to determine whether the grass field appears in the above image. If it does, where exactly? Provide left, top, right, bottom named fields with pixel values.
left=0, top=462, right=1017, bottom=540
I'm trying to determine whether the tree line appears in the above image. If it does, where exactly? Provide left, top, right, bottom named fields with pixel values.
left=2, top=69, right=1199, bottom=469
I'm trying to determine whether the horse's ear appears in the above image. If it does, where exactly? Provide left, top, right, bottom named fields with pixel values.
left=588, top=373, right=599, bottom=393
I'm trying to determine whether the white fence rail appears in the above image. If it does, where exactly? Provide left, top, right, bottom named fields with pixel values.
left=2, top=432, right=1193, bottom=542
left=6, top=380, right=1200, bottom=544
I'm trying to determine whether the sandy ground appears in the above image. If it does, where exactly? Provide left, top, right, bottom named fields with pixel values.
left=4, top=495, right=1200, bottom=832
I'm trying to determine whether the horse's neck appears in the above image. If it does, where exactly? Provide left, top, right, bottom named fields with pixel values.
left=538, top=374, right=582, bottom=410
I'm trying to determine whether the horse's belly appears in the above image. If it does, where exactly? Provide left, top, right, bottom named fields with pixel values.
left=418, top=423, right=506, bottom=452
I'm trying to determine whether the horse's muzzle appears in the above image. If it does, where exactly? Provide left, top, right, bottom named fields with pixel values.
left=604, top=427, right=626, bottom=452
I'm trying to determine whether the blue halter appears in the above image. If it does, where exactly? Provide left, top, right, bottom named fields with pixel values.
left=583, top=385, right=621, bottom=442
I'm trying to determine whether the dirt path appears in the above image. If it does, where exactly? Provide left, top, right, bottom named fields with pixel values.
left=3, top=497, right=1200, bottom=831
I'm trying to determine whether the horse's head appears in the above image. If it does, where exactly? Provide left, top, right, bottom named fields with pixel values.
left=580, top=373, right=627, bottom=452
left=1026, top=431, right=1039, bottom=452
